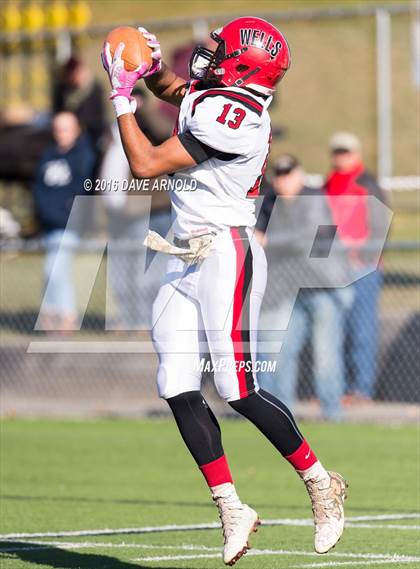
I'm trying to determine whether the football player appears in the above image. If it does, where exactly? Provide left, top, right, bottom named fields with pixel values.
left=102, top=17, right=347, bottom=566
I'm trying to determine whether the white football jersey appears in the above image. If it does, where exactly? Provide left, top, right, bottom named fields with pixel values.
left=171, top=81, right=272, bottom=239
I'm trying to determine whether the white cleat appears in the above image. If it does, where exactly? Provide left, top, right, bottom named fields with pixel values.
left=305, top=471, right=348, bottom=554
left=214, top=497, right=260, bottom=566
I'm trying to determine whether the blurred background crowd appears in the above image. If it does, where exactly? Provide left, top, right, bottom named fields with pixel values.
left=0, top=0, right=419, bottom=421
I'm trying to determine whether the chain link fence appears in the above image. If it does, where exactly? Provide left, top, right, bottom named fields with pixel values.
left=1, top=234, right=419, bottom=419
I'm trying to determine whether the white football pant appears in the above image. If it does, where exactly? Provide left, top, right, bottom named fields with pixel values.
left=152, top=227, right=267, bottom=402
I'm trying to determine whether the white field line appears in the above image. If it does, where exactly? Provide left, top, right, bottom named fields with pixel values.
left=0, top=542, right=221, bottom=553
left=263, top=520, right=420, bottom=531
left=346, top=523, right=419, bottom=530
left=0, top=543, right=417, bottom=561
left=135, top=553, right=222, bottom=562
left=1, top=513, right=418, bottom=540
left=1, top=541, right=419, bottom=566
left=341, top=514, right=420, bottom=522
left=0, top=522, right=220, bottom=540
left=133, top=550, right=420, bottom=564
left=292, top=559, right=420, bottom=568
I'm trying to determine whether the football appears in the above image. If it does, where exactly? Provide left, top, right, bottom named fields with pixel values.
left=105, top=26, right=153, bottom=71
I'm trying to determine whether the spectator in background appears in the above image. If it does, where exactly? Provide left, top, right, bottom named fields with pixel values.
left=101, top=88, right=172, bottom=330
left=32, top=112, right=95, bottom=331
left=0, top=57, right=105, bottom=190
left=325, top=132, right=389, bottom=403
left=256, top=155, right=353, bottom=421
left=0, top=208, right=20, bottom=241
left=53, top=56, right=106, bottom=158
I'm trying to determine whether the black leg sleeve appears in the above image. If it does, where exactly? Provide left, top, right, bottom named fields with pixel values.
left=166, top=391, right=225, bottom=466
left=229, top=389, right=304, bottom=456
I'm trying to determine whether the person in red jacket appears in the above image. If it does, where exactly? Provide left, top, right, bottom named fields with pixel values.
left=325, top=132, right=389, bottom=403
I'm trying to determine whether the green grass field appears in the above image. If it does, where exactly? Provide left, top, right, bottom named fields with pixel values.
left=1, top=419, right=419, bottom=568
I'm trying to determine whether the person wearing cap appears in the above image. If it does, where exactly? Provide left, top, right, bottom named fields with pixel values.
left=256, top=155, right=353, bottom=421
left=325, top=132, right=388, bottom=404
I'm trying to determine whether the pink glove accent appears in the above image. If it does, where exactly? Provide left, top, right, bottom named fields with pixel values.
left=137, top=27, right=162, bottom=76
left=101, top=41, right=149, bottom=100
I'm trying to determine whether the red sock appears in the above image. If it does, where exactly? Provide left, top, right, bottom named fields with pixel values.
left=199, top=455, right=233, bottom=487
left=285, top=440, right=318, bottom=471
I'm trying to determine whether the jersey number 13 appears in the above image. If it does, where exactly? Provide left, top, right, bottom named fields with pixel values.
left=216, top=104, right=246, bottom=130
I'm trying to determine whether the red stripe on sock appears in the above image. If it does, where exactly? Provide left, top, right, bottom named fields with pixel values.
left=199, top=455, right=233, bottom=487
left=285, top=440, right=318, bottom=471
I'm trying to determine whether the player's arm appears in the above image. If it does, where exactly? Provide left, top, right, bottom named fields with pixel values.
left=116, top=112, right=195, bottom=178
left=144, top=62, right=187, bottom=106
left=101, top=37, right=204, bottom=177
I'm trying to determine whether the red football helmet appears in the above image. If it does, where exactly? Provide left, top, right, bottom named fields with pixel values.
left=189, top=17, right=291, bottom=95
